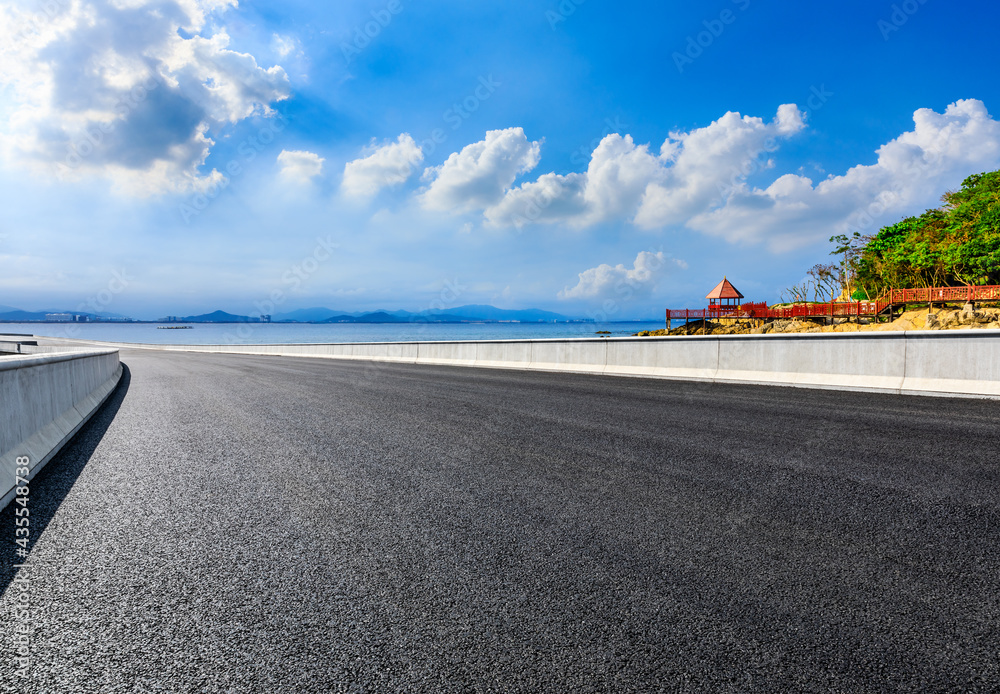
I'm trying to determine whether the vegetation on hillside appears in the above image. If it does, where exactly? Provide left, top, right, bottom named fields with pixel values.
left=783, top=169, right=1000, bottom=303
left=834, top=169, right=1000, bottom=299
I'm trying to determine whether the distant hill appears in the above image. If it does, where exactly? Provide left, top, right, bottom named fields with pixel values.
left=324, top=311, right=407, bottom=323
left=273, top=307, right=354, bottom=322
left=0, top=309, right=51, bottom=321
left=302, top=305, right=573, bottom=323
left=0, top=308, right=112, bottom=322
left=320, top=311, right=476, bottom=324
left=274, top=307, right=436, bottom=322
left=0, top=306, right=131, bottom=322
left=420, top=305, right=569, bottom=322
left=180, top=310, right=259, bottom=323
left=0, top=303, right=580, bottom=324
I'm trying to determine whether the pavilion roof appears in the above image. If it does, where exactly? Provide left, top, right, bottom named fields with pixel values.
left=706, top=277, right=744, bottom=300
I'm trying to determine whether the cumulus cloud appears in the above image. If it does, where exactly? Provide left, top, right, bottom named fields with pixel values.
left=485, top=106, right=804, bottom=229
left=688, top=99, right=1000, bottom=250
left=484, top=104, right=805, bottom=227
left=451, top=100, right=1000, bottom=253
left=558, top=251, right=684, bottom=301
left=420, top=128, right=542, bottom=213
left=341, top=134, right=423, bottom=199
left=0, top=0, right=290, bottom=195
left=634, top=107, right=806, bottom=228
left=278, top=150, right=324, bottom=183
left=484, top=171, right=587, bottom=227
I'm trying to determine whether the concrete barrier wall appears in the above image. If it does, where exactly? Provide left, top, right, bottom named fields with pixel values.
left=715, top=333, right=909, bottom=393
left=603, top=337, right=720, bottom=381
left=900, top=331, right=1000, bottom=397
left=1, top=349, right=122, bottom=510
left=475, top=341, right=532, bottom=370
left=53, top=329, right=1000, bottom=400
left=237, top=330, right=994, bottom=398
left=529, top=339, right=608, bottom=373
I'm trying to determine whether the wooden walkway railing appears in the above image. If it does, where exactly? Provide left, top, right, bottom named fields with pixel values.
left=665, top=284, right=1000, bottom=324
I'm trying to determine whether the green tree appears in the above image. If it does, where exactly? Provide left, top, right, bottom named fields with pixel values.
left=846, top=169, right=1000, bottom=296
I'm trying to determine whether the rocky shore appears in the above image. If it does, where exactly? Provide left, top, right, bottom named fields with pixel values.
left=636, top=305, right=1000, bottom=337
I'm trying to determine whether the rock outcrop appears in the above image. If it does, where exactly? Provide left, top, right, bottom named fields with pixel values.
left=635, top=305, right=1000, bottom=337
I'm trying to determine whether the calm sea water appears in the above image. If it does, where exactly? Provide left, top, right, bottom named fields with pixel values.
left=0, top=321, right=670, bottom=345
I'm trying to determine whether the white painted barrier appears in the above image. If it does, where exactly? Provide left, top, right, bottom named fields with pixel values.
left=715, top=333, right=909, bottom=393
left=1, top=349, right=122, bottom=510
left=529, top=339, right=608, bottom=373
left=475, top=341, right=532, bottom=370
left=41, top=328, right=1000, bottom=400
left=899, top=331, right=1000, bottom=397
left=603, top=337, right=719, bottom=381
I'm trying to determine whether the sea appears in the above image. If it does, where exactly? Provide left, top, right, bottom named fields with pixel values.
left=0, top=321, right=671, bottom=346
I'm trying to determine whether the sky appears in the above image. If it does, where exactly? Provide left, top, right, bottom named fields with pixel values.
left=1, top=0, right=1000, bottom=320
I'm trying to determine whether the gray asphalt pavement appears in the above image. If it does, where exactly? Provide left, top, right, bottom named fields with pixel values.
left=2, top=349, right=999, bottom=693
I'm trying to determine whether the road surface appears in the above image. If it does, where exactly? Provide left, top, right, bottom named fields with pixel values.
left=2, top=348, right=999, bottom=692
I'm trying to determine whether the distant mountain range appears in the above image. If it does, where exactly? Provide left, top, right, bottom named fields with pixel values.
left=0, top=307, right=129, bottom=322
left=173, top=305, right=581, bottom=324
left=0, top=304, right=592, bottom=324
left=173, top=310, right=257, bottom=323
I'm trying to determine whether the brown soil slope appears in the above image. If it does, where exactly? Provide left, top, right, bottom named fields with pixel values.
left=636, top=306, right=1000, bottom=337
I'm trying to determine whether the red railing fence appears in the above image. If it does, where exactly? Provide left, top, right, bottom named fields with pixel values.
left=665, top=284, right=1000, bottom=324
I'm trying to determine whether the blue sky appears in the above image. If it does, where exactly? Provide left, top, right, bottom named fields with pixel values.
left=2, top=0, right=999, bottom=320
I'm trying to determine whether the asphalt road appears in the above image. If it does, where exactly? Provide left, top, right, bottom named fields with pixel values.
left=2, top=349, right=999, bottom=693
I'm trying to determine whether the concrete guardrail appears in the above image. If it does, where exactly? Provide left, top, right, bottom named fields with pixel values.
left=1, top=349, right=122, bottom=510
left=86, top=328, right=1000, bottom=399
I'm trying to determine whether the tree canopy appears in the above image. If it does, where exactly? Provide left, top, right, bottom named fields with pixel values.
left=833, top=170, right=1000, bottom=300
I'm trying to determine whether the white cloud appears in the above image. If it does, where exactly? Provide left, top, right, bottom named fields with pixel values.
left=486, top=105, right=805, bottom=229
left=483, top=171, right=587, bottom=228
left=272, top=33, right=299, bottom=58
left=441, top=100, right=1000, bottom=254
left=420, top=128, right=542, bottom=213
left=342, top=134, right=423, bottom=199
left=0, top=0, right=290, bottom=195
left=277, top=150, right=324, bottom=183
left=581, top=134, right=665, bottom=224
left=775, top=103, right=806, bottom=134
left=558, top=251, right=684, bottom=301
left=688, top=99, right=1000, bottom=250
left=634, top=107, right=805, bottom=228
